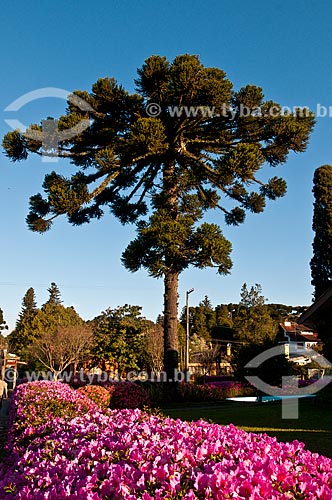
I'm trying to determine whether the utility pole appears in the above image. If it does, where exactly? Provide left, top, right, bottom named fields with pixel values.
left=185, top=288, right=194, bottom=382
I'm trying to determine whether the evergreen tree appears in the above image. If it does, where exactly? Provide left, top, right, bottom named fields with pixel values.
left=33, top=303, right=83, bottom=337
left=46, top=282, right=62, bottom=305
left=198, top=296, right=216, bottom=334
left=8, top=288, right=38, bottom=353
left=2, top=54, right=314, bottom=378
left=25, top=302, right=85, bottom=371
left=180, top=296, right=216, bottom=340
left=240, top=283, right=265, bottom=307
left=21, top=287, right=37, bottom=314
left=233, top=283, right=276, bottom=344
left=266, top=303, right=307, bottom=324
left=310, top=165, right=332, bottom=300
left=215, top=304, right=233, bottom=328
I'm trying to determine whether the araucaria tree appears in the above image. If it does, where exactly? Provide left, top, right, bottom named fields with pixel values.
left=2, top=54, right=314, bottom=378
left=310, top=165, right=332, bottom=300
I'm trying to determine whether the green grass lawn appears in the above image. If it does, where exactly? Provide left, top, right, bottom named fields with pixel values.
left=161, top=399, right=332, bottom=458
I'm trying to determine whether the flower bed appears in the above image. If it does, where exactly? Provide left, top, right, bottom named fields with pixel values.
left=4, top=381, right=100, bottom=456
left=1, top=381, right=332, bottom=499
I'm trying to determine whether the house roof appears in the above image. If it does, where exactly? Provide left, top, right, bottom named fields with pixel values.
left=298, top=285, right=332, bottom=328
left=280, top=322, right=315, bottom=334
left=279, top=322, right=321, bottom=342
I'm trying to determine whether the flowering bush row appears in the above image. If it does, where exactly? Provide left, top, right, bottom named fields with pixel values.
left=204, top=381, right=256, bottom=398
left=1, top=381, right=332, bottom=499
left=178, top=381, right=255, bottom=402
left=63, top=371, right=256, bottom=404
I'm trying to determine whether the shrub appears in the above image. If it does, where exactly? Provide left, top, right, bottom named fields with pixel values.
left=66, top=374, right=150, bottom=409
left=107, top=381, right=150, bottom=409
left=177, top=381, right=255, bottom=402
left=178, top=382, right=224, bottom=402
left=77, top=385, right=113, bottom=409
left=204, top=380, right=256, bottom=398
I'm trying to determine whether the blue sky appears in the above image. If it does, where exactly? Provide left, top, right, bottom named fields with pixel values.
left=1, top=0, right=332, bottom=330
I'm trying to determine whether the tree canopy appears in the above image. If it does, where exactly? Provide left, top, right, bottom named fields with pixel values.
left=233, top=283, right=276, bottom=344
left=91, top=305, right=150, bottom=376
left=2, top=54, right=315, bottom=378
left=30, top=325, right=93, bottom=380
left=8, top=285, right=83, bottom=362
left=311, top=165, right=332, bottom=300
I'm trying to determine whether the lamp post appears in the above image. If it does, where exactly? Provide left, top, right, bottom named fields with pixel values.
left=185, top=288, right=194, bottom=382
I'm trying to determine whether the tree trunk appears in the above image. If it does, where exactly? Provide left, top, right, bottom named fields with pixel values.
left=164, top=270, right=179, bottom=381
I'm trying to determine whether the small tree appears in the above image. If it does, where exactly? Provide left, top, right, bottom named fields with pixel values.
left=30, top=325, right=93, bottom=380
left=143, top=322, right=164, bottom=372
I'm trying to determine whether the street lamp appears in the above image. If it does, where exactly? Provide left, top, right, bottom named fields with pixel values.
left=185, top=288, right=194, bottom=382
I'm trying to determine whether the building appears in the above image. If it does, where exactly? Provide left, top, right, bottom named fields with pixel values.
left=278, top=321, right=321, bottom=352
left=277, top=320, right=328, bottom=371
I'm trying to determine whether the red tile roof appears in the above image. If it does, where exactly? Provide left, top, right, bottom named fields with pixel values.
left=279, top=322, right=321, bottom=342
